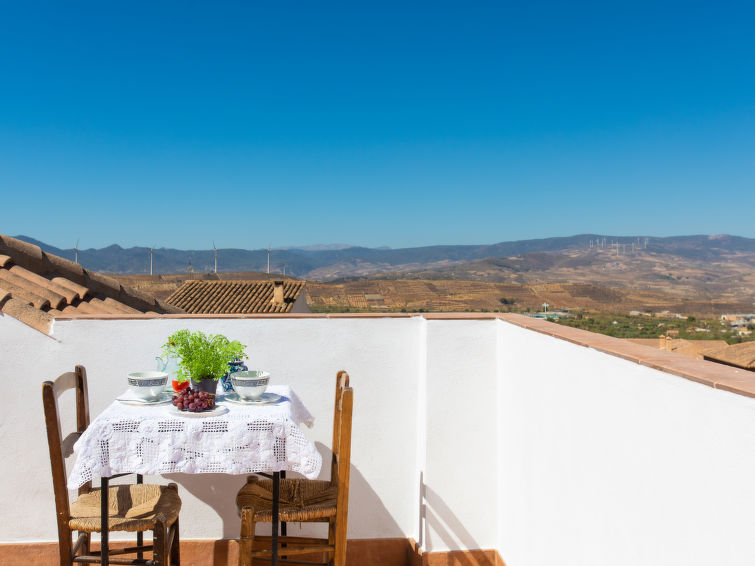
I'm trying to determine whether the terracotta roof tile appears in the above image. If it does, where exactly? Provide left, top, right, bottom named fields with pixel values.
left=87, top=297, right=113, bottom=314
left=704, top=341, right=755, bottom=370
left=0, top=286, right=12, bottom=304
left=87, top=297, right=140, bottom=315
left=86, top=270, right=126, bottom=298
left=167, top=280, right=307, bottom=314
left=45, top=252, right=84, bottom=279
left=50, top=277, right=89, bottom=301
left=0, top=234, right=184, bottom=333
left=60, top=304, right=80, bottom=314
left=9, top=265, right=78, bottom=303
left=1, top=298, right=53, bottom=334
left=627, top=338, right=729, bottom=360
left=68, top=299, right=100, bottom=315
left=102, top=297, right=141, bottom=314
left=0, top=266, right=67, bottom=309
left=0, top=272, right=52, bottom=309
left=2, top=236, right=44, bottom=266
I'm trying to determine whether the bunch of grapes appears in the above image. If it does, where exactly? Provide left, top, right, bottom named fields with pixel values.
left=172, top=388, right=215, bottom=412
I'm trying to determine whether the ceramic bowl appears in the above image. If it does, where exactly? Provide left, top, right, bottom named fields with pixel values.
left=230, top=370, right=270, bottom=400
left=128, top=371, right=169, bottom=400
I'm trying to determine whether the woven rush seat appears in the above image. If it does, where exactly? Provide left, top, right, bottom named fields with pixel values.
left=69, top=484, right=182, bottom=533
left=236, top=477, right=337, bottom=522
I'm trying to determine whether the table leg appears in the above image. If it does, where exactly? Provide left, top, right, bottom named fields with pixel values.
left=101, top=476, right=109, bottom=566
left=272, top=471, right=279, bottom=566
left=280, top=471, right=287, bottom=537
left=136, top=474, right=143, bottom=561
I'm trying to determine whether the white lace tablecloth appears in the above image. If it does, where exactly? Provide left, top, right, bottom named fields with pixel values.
left=68, top=385, right=322, bottom=488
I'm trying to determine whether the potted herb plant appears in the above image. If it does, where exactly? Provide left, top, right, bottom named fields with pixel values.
left=162, top=330, right=247, bottom=395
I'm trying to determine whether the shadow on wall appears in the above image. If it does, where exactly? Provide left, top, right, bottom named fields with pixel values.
left=423, top=481, right=495, bottom=566
left=164, top=472, right=245, bottom=538
left=167, top=441, right=403, bottom=540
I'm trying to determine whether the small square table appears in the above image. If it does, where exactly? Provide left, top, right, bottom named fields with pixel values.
left=68, top=385, right=322, bottom=566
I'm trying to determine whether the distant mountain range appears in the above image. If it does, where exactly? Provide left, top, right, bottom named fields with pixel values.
left=13, top=234, right=755, bottom=283
left=273, top=243, right=359, bottom=251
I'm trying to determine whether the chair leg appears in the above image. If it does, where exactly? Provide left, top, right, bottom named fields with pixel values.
left=327, top=520, right=336, bottom=566
left=170, top=517, right=181, bottom=566
left=153, top=515, right=169, bottom=566
left=58, top=526, right=74, bottom=566
left=80, top=531, right=91, bottom=560
left=239, top=507, right=256, bottom=566
left=166, top=482, right=180, bottom=566
left=333, top=517, right=347, bottom=566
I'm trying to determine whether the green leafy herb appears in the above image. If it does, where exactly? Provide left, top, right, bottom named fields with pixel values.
left=162, top=330, right=247, bottom=382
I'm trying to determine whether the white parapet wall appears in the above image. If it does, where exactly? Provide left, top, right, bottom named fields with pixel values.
left=1, top=313, right=754, bottom=566
left=0, top=315, right=426, bottom=542
left=423, top=319, right=499, bottom=551
left=496, top=320, right=755, bottom=566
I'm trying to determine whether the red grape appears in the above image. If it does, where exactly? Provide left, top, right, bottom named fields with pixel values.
left=173, top=387, right=215, bottom=412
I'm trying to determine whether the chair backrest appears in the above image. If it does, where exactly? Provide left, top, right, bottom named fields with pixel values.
left=42, top=365, right=91, bottom=530
left=330, top=372, right=353, bottom=518
left=331, top=370, right=350, bottom=465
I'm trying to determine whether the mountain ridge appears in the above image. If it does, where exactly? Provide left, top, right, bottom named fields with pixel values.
left=12, top=233, right=755, bottom=282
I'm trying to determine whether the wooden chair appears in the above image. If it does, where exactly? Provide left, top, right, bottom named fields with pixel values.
left=43, top=365, right=182, bottom=566
left=236, top=370, right=354, bottom=566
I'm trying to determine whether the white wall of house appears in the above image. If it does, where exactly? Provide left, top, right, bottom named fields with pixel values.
left=0, top=316, right=424, bottom=542
left=1, top=313, right=754, bottom=566
left=423, top=320, right=499, bottom=551
left=496, top=321, right=755, bottom=566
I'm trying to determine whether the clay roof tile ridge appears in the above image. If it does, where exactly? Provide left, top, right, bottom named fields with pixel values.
left=0, top=267, right=67, bottom=309
left=9, top=265, right=79, bottom=303
left=1, top=298, right=53, bottom=334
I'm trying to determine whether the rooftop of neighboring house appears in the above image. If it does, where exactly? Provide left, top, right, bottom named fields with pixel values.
left=166, top=279, right=308, bottom=314
left=0, top=234, right=183, bottom=334
left=703, top=340, right=755, bottom=370
left=628, top=337, right=729, bottom=360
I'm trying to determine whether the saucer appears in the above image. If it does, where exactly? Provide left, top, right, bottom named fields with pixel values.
left=223, top=392, right=283, bottom=405
left=170, top=405, right=229, bottom=418
left=117, top=393, right=174, bottom=406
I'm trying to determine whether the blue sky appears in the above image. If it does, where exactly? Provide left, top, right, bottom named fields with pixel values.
left=1, top=1, right=754, bottom=250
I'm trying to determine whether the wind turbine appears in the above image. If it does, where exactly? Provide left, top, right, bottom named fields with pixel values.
left=149, top=246, right=154, bottom=275
left=266, top=244, right=271, bottom=275
left=213, top=241, right=218, bottom=274
left=74, top=238, right=79, bottom=264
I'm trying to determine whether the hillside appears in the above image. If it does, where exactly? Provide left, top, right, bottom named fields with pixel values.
left=17, top=233, right=755, bottom=281
left=111, top=273, right=754, bottom=316
left=371, top=244, right=755, bottom=307
left=22, top=233, right=755, bottom=315
left=305, top=279, right=754, bottom=315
